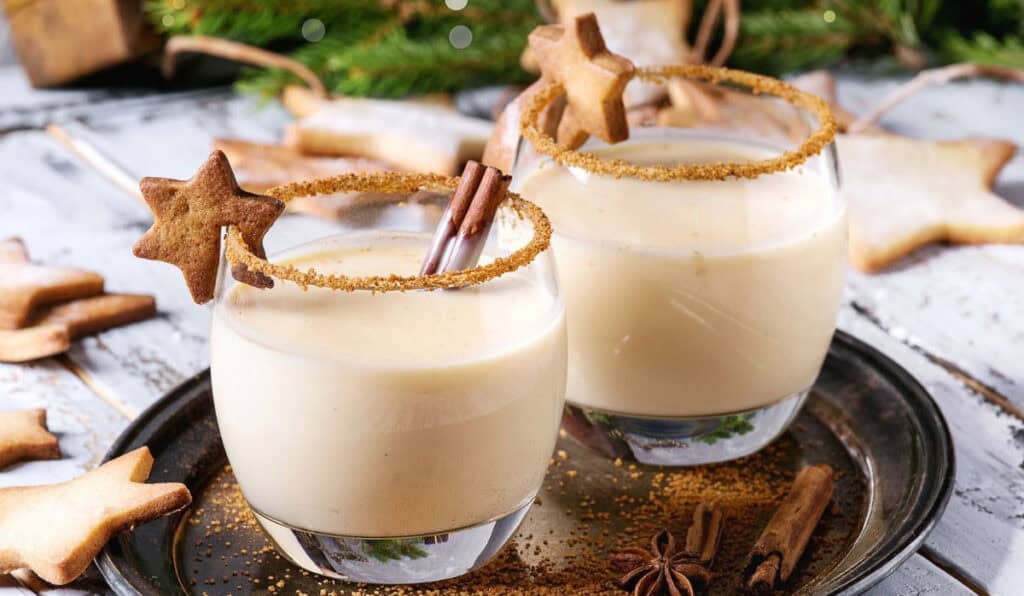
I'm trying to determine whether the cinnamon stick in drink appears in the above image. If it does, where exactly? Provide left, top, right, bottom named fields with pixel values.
left=420, top=161, right=484, bottom=275
left=440, top=167, right=510, bottom=273
left=742, top=464, right=834, bottom=593
left=420, top=160, right=510, bottom=275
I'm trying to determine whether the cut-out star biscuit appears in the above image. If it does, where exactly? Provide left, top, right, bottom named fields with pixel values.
left=529, top=13, right=635, bottom=149
left=29, top=293, right=157, bottom=339
left=838, top=134, right=1024, bottom=272
left=0, top=240, right=157, bottom=362
left=0, top=446, right=191, bottom=585
left=0, top=263, right=104, bottom=329
left=133, top=150, right=285, bottom=304
left=0, top=409, right=60, bottom=470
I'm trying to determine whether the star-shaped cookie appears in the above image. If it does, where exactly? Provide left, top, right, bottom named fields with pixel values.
left=529, top=13, right=635, bottom=149
left=0, top=446, right=191, bottom=585
left=133, top=150, right=285, bottom=304
left=0, top=409, right=60, bottom=470
left=0, top=263, right=104, bottom=329
left=838, top=134, right=1024, bottom=272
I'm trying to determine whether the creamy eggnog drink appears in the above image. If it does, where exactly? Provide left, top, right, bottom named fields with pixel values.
left=518, top=132, right=845, bottom=419
left=211, top=232, right=566, bottom=540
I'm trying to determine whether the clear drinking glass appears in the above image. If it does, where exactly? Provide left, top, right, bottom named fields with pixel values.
left=209, top=192, right=566, bottom=583
left=512, top=73, right=845, bottom=466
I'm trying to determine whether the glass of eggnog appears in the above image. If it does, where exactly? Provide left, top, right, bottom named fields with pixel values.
left=513, top=66, right=844, bottom=466
left=209, top=174, right=566, bottom=583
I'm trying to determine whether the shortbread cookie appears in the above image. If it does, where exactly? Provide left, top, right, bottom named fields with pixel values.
left=0, top=409, right=60, bottom=470
left=529, top=13, right=635, bottom=149
left=0, top=325, right=70, bottom=363
left=285, top=97, right=492, bottom=175
left=838, top=134, right=1024, bottom=272
left=0, top=263, right=104, bottom=329
left=0, top=237, right=29, bottom=264
left=0, top=446, right=191, bottom=585
left=281, top=85, right=455, bottom=119
left=29, top=293, right=157, bottom=339
left=133, top=150, right=285, bottom=303
left=0, top=295, right=155, bottom=363
left=212, top=138, right=393, bottom=194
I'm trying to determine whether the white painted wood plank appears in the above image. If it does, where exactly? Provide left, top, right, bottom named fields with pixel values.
left=0, top=67, right=114, bottom=130
left=840, top=308, right=1024, bottom=594
left=0, top=64, right=237, bottom=133
left=864, top=554, right=973, bottom=596
left=835, top=76, right=1024, bottom=410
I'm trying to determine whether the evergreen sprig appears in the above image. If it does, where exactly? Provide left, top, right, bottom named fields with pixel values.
left=240, top=20, right=537, bottom=97
left=149, top=0, right=540, bottom=97
left=148, top=0, right=1024, bottom=98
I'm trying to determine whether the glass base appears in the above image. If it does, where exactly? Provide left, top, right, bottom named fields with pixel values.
left=252, top=501, right=532, bottom=584
left=561, top=390, right=809, bottom=466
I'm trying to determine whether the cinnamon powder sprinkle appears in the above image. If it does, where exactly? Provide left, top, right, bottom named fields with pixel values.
left=521, top=65, right=838, bottom=182
left=223, top=172, right=552, bottom=293
left=178, top=435, right=862, bottom=595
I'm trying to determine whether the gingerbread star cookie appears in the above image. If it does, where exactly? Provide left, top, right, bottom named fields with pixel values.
left=838, top=134, right=1024, bottom=272
left=0, top=446, right=191, bottom=585
left=0, top=409, right=60, bottom=470
left=133, top=150, right=285, bottom=303
left=529, top=13, right=635, bottom=149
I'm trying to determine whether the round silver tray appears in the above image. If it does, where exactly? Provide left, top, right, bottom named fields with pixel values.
left=97, top=331, right=953, bottom=595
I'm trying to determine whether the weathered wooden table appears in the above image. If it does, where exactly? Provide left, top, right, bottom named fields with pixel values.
left=1, top=63, right=1022, bottom=595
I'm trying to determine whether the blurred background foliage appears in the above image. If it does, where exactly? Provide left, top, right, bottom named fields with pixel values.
left=147, top=0, right=1024, bottom=97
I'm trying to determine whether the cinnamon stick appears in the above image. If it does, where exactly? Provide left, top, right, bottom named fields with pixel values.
left=440, top=168, right=510, bottom=273
left=420, top=160, right=509, bottom=275
left=742, top=464, right=834, bottom=593
left=685, top=501, right=724, bottom=567
left=420, top=161, right=484, bottom=275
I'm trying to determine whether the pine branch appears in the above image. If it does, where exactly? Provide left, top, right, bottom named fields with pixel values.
left=729, top=8, right=860, bottom=74
left=941, top=32, right=1024, bottom=67
left=147, top=0, right=386, bottom=45
left=239, top=20, right=536, bottom=98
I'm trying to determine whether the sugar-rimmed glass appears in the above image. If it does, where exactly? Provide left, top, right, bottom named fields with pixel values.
left=209, top=183, right=566, bottom=584
left=512, top=67, right=845, bottom=466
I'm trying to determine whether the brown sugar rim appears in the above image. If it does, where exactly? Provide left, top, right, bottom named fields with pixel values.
left=521, top=64, right=838, bottom=181
left=223, top=171, right=552, bottom=292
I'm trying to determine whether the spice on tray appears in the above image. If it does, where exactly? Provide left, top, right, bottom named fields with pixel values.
left=612, top=530, right=712, bottom=596
left=741, top=464, right=834, bottom=593
left=180, top=435, right=858, bottom=595
left=610, top=503, right=723, bottom=596
left=686, top=502, right=724, bottom=567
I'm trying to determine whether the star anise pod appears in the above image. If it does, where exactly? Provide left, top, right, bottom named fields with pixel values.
left=610, top=530, right=713, bottom=596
